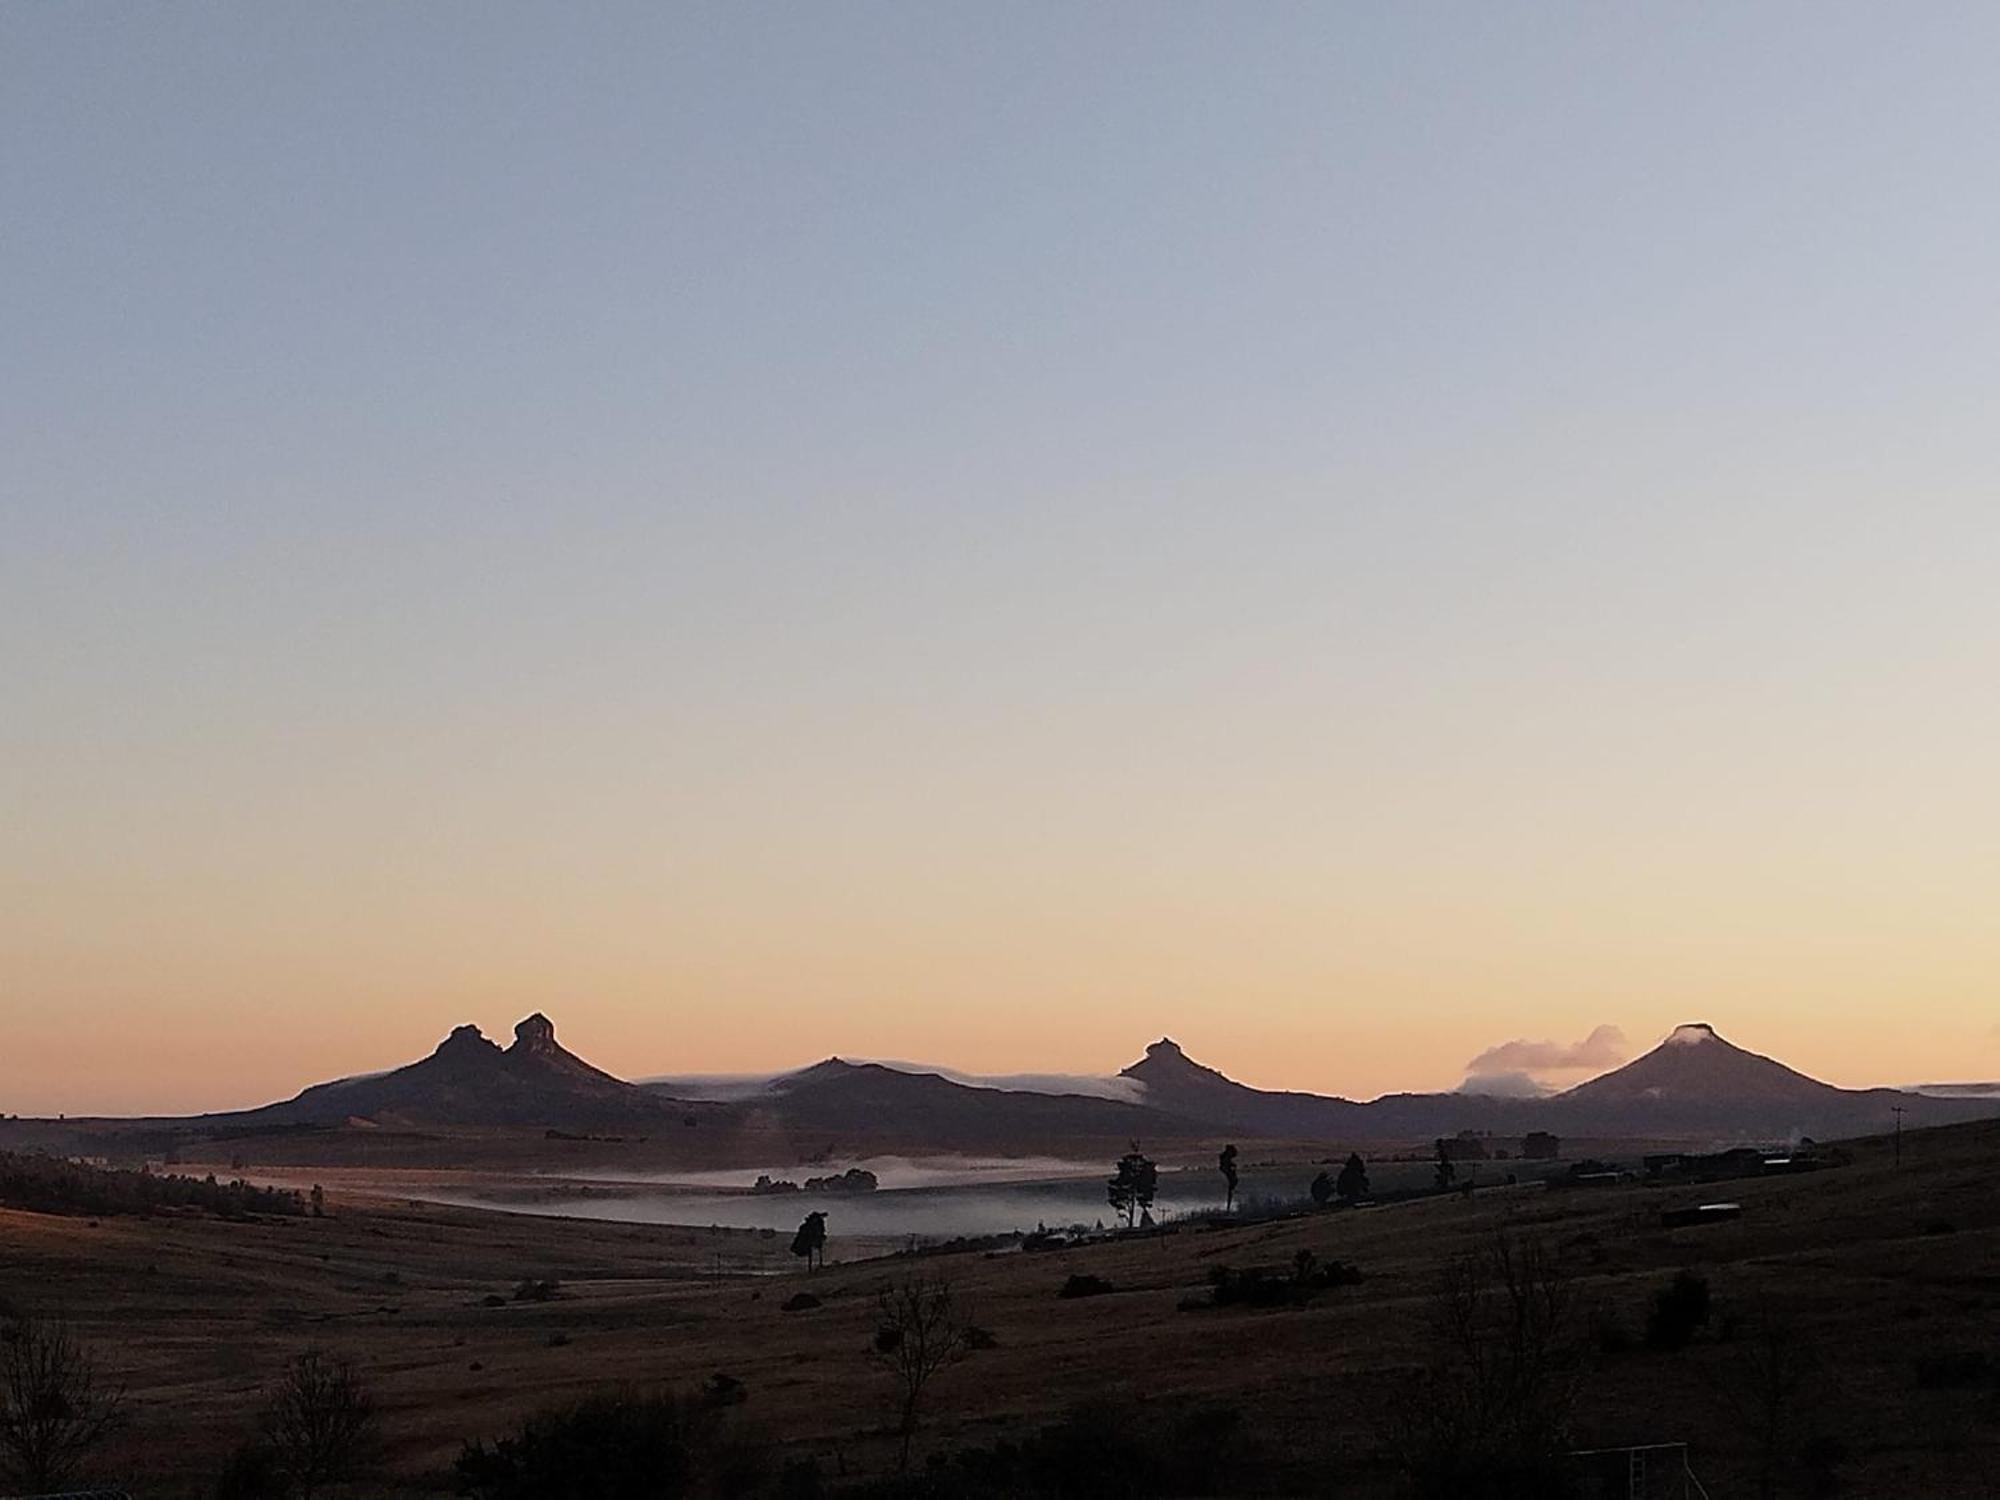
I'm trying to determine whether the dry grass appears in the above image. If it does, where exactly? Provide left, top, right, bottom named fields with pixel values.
left=3, top=1119, right=1999, bottom=1495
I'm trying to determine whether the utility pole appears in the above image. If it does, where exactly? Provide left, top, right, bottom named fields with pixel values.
left=1891, top=1105, right=1906, bottom=1168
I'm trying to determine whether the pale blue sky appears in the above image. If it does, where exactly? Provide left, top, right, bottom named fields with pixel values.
left=5, top=5, right=1999, bottom=1111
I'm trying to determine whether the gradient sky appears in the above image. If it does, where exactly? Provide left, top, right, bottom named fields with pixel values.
left=5, top=5, right=1998, bottom=1115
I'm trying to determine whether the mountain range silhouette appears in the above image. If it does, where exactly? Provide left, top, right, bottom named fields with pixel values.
left=182, top=1015, right=1997, bottom=1147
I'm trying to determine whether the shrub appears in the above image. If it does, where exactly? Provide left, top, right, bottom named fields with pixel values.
left=781, top=1292, right=821, bottom=1312
left=1057, top=1274, right=1115, bottom=1300
left=512, top=1277, right=561, bottom=1303
left=455, top=1388, right=770, bottom=1499
left=213, top=1438, right=285, bottom=1500
left=702, top=1373, right=747, bottom=1407
left=896, top=1398, right=1255, bottom=1498
left=1915, top=1349, right=1992, bottom=1390
left=1593, top=1316, right=1635, bottom=1355
left=1645, top=1271, right=1711, bottom=1352
left=1194, top=1257, right=1363, bottom=1310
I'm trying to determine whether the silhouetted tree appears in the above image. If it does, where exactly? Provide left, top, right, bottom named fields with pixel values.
left=1106, top=1146, right=1158, bottom=1230
left=870, top=1273, right=975, bottom=1471
left=1336, top=1152, right=1369, bottom=1203
left=1392, top=1234, right=1583, bottom=1497
left=262, top=1348, right=378, bottom=1499
left=309, top=1184, right=325, bottom=1218
left=791, top=1211, right=828, bottom=1271
left=1309, top=1170, right=1334, bottom=1207
left=1704, top=1300, right=1824, bottom=1500
left=1433, top=1139, right=1456, bottom=1191
left=0, top=1313, right=123, bottom=1491
left=1218, top=1144, right=1239, bottom=1213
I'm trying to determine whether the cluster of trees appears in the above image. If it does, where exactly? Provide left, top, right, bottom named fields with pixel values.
left=1311, top=1153, right=1370, bottom=1208
left=755, top=1168, right=879, bottom=1196
left=0, top=1150, right=305, bottom=1220
left=1128, top=1143, right=1379, bottom=1224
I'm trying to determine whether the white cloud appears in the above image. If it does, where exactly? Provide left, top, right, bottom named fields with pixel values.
left=1463, top=1024, right=1629, bottom=1078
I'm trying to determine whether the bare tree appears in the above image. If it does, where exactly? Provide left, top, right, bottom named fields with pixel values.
left=263, top=1348, right=378, bottom=1499
left=0, top=1313, right=123, bottom=1491
left=1703, top=1300, right=1824, bottom=1500
left=1392, top=1234, right=1584, bottom=1497
left=869, top=1273, right=974, bottom=1471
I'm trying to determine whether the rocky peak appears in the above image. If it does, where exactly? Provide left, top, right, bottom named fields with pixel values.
left=432, top=1023, right=497, bottom=1060
left=510, top=1013, right=559, bottom=1054
left=1121, top=1035, right=1237, bottom=1089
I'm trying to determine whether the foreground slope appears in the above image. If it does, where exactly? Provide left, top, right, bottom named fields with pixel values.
left=8, top=1116, right=2000, bottom=1496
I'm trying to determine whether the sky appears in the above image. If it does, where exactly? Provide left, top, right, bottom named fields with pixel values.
left=4, top=5, right=1998, bottom=1115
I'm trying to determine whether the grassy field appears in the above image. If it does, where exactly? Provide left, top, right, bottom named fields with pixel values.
left=4, top=1119, right=2000, bottom=1496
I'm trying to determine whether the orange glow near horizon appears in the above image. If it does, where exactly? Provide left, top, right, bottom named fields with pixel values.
left=9, top=775, right=1996, bottom=1116
left=7, top=8, right=1999, bottom=1120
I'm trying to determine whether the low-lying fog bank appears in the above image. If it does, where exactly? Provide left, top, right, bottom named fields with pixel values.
left=421, top=1165, right=1233, bottom=1240
left=548, top=1155, right=1114, bottom=1191
left=407, top=1158, right=1490, bottom=1240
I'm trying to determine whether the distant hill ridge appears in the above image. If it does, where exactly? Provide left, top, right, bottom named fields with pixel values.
left=35, top=1015, right=2000, bottom=1149
left=1119, top=1021, right=1994, bottom=1141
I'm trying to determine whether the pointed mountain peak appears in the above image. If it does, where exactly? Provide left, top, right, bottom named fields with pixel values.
left=1559, top=1023, right=1835, bottom=1106
left=1146, top=1037, right=1184, bottom=1059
